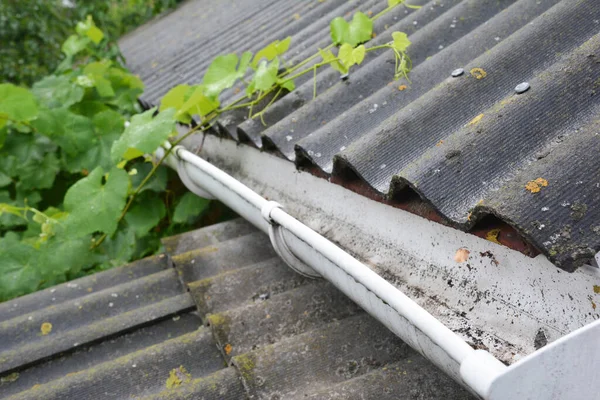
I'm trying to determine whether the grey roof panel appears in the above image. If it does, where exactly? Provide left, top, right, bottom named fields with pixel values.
left=120, top=0, right=600, bottom=270
left=2, top=219, right=472, bottom=399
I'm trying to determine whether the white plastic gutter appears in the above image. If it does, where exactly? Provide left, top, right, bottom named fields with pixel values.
left=156, top=141, right=600, bottom=400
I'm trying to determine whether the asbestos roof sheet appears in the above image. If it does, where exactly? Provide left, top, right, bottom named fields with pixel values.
left=0, top=219, right=472, bottom=399
left=119, top=0, right=600, bottom=271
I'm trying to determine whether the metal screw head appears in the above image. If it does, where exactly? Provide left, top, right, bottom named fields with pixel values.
left=451, top=68, right=464, bottom=77
left=340, top=73, right=349, bottom=81
left=515, top=82, right=530, bottom=94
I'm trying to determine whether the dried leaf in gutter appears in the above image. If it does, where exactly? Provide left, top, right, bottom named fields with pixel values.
left=454, top=248, right=470, bottom=263
left=525, top=178, right=548, bottom=193
left=485, top=229, right=501, bottom=244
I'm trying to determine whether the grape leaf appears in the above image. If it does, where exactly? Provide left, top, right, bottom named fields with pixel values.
left=252, top=37, right=291, bottom=68
left=318, top=48, right=348, bottom=74
left=125, top=195, right=166, bottom=236
left=391, top=32, right=411, bottom=52
left=62, top=34, right=90, bottom=57
left=330, top=12, right=373, bottom=47
left=203, top=53, right=252, bottom=99
left=76, top=15, right=104, bottom=44
left=338, top=44, right=366, bottom=69
left=32, top=108, right=95, bottom=156
left=111, top=107, right=176, bottom=163
left=65, top=110, right=124, bottom=172
left=0, top=84, right=38, bottom=125
left=64, top=167, right=130, bottom=237
left=130, top=162, right=168, bottom=193
left=173, top=192, right=210, bottom=223
left=0, top=233, right=40, bottom=302
left=251, top=58, right=280, bottom=92
left=32, top=76, right=84, bottom=109
left=93, top=228, right=136, bottom=270
left=0, top=172, right=11, bottom=187
left=179, top=86, right=220, bottom=118
left=160, top=84, right=190, bottom=122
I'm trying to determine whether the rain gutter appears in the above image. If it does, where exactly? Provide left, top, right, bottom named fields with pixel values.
left=155, top=140, right=600, bottom=400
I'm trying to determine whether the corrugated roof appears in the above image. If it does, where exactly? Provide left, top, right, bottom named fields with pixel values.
left=0, top=219, right=472, bottom=399
left=119, top=0, right=600, bottom=271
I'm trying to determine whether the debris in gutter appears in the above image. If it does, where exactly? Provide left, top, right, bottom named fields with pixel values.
left=485, top=229, right=501, bottom=244
left=454, top=248, right=470, bottom=263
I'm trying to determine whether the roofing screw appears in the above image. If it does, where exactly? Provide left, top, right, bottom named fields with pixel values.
left=515, top=82, right=530, bottom=94
left=451, top=68, right=464, bottom=77
left=340, top=73, right=349, bottom=81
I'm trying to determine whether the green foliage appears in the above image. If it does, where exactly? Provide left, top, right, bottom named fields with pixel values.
left=0, top=17, right=208, bottom=302
left=0, top=0, right=185, bottom=86
left=173, top=192, right=211, bottom=224
left=338, top=44, right=366, bottom=69
left=330, top=12, right=373, bottom=47
left=0, top=1, right=417, bottom=303
left=252, top=38, right=291, bottom=68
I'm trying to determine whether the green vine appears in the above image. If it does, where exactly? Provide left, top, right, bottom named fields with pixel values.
left=0, top=0, right=417, bottom=302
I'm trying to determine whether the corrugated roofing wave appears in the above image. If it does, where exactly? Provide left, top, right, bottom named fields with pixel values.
left=120, top=0, right=600, bottom=271
left=0, top=219, right=472, bottom=399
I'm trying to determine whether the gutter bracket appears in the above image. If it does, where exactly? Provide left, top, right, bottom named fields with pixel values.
left=261, top=201, right=321, bottom=278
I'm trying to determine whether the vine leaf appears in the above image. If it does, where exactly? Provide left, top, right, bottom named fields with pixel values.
left=111, top=107, right=176, bottom=163
left=32, top=108, right=95, bottom=156
left=203, top=52, right=252, bottom=99
left=124, top=195, right=166, bottom=236
left=250, top=58, right=280, bottom=93
left=32, top=76, right=84, bottom=109
left=338, top=44, right=366, bottom=69
left=0, top=233, right=39, bottom=302
left=75, top=15, right=104, bottom=44
left=388, top=0, right=422, bottom=8
left=61, top=35, right=90, bottom=57
left=173, top=192, right=210, bottom=224
left=391, top=32, right=411, bottom=52
left=0, top=84, right=38, bottom=127
left=252, top=37, right=291, bottom=68
left=64, top=167, right=130, bottom=237
left=330, top=12, right=373, bottom=47
left=161, top=85, right=219, bottom=122
left=179, top=86, right=220, bottom=118
left=319, top=48, right=347, bottom=74
left=83, top=61, right=115, bottom=98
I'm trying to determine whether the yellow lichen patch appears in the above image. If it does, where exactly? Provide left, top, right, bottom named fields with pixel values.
left=470, top=67, right=487, bottom=79
left=398, top=85, right=407, bottom=91
left=293, top=13, right=301, bottom=20
left=40, top=322, right=52, bottom=335
left=224, top=343, right=232, bottom=355
left=467, top=113, right=484, bottom=126
left=594, top=285, right=600, bottom=294
left=454, top=248, right=470, bottom=263
left=436, top=140, right=444, bottom=146
left=485, top=229, right=501, bottom=244
left=525, top=178, right=549, bottom=193
left=166, top=366, right=191, bottom=389
left=1, top=372, right=19, bottom=384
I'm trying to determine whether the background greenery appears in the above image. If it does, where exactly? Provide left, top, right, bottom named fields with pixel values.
left=0, top=0, right=185, bottom=86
